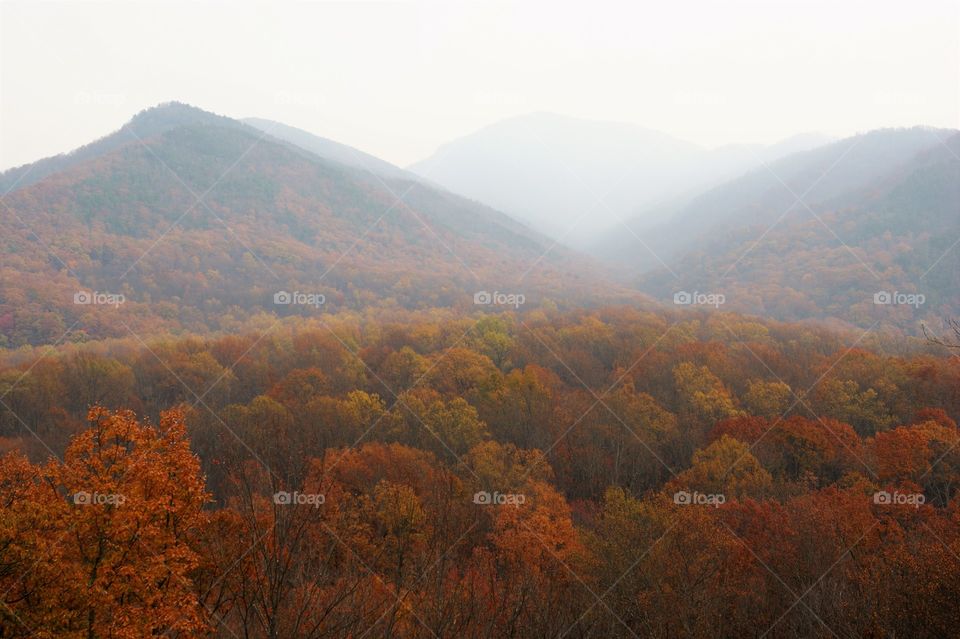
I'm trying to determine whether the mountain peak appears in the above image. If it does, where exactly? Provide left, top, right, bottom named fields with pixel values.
left=125, top=101, right=239, bottom=134
left=0, top=102, right=244, bottom=194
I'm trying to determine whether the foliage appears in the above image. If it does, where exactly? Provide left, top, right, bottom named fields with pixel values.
left=0, top=308, right=957, bottom=637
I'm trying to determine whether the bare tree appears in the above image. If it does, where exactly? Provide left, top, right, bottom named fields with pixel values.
left=923, top=318, right=960, bottom=350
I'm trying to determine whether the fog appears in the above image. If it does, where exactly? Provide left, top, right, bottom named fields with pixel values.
left=2, top=0, right=957, bottom=172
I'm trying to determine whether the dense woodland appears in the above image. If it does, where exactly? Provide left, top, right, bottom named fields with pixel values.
left=1, top=0, right=958, bottom=634
left=636, top=132, right=960, bottom=331
left=1, top=105, right=958, bottom=639
left=0, top=106, right=618, bottom=348
left=1, top=306, right=959, bottom=637
left=3, top=108, right=957, bottom=352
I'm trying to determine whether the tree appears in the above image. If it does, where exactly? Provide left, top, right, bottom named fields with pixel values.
left=480, top=481, right=590, bottom=637
left=467, top=316, right=516, bottom=370
left=923, top=318, right=960, bottom=350
left=764, top=416, right=864, bottom=487
left=391, top=393, right=489, bottom=460
left=812, top=378, right=895, bottom=436
left=426, top=348, right=499, bottom=397
left=668, top=435, right=773, bottom=500
left=62, top=353, right=136, bottom=414
left=0, top=407, right=209, bottom=637
left=673, top=362, right=743, bottom=427
left=743, top=378, right=793, bottom=418
left=478, top=365, right=558, bottom=449
left=266, top=367, right=329, bottom=408
left=591, top=488, right=756, bottom=637
left=870, top=418, right=960, bottom=505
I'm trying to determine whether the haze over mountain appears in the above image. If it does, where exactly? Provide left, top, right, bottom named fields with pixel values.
left=0, top=103, right=242, bottom=195
left=608, top=127, right=960, bottom=333
left=4, top=3, right=960, bottom=636
left=0, top=103, right=627, bottom=347
left=3, top=104, right=951, bottom=345
left=408, top=112, right=832, bottom=246
left=596, top=127, right=954, bottom=267
left=243, top=117, right=412, bottom=181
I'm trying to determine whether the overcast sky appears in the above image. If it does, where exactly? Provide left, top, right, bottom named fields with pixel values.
left=1, top=0, right=958, bottom=171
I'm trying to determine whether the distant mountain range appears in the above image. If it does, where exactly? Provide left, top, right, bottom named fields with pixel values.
left=407, top=112, right=832, bottom=246
left=411, top=112, right=958, bottom=333
left=616, top=128, right=960, bottom=333
left=0, top=103, right=627, bottom=347
left=1, top=104, right=954, bottom=345
left=594, top=127, right=954, bottom=268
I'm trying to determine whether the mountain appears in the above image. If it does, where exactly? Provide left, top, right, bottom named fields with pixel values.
left=595, top=127, right=954, bottom=270
left=408, top=113, right=704, bottom=243
left=627, top=128, right=960, bottom=333
left=676, top=132, right=836, bottom=201
left=0, top=103, right=628, bottom=347
left=242, top=117, right=411, bottom=180
left=408, top=112, right=831, bottom=246
left=0, top=102, right=243, bottom=195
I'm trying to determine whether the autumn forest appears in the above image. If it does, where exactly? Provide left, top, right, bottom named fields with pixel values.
left=2, top=3, right=960, bottom=637
left=1, top=307, right=959, bottom=637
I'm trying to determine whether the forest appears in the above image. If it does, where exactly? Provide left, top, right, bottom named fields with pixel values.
left=0, top=109, right=618, bottom=349
left=1, top=307, right=958, bottom=638
left=1, top=7, right=958, bottom=636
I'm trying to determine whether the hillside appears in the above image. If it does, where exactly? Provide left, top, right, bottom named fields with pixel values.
left=632, top=130, right=960, bottom=333
left=0, top=104, right=627, bottom=347
left=594, top=127, right=953, bottom=269
left=0, top=102, right=244, bottom=194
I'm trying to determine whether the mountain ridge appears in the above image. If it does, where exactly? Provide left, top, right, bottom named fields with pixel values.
left=0, top=103, right=632, bottom=347
left=408, top=112, right=834, bottom=246
left=629, top=129, right=960, bottom=333
left=593, top=126, right=957, bottom=269
left=242, top=117, right=412, bottom=181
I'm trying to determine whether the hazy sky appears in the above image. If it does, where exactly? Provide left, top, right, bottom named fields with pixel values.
left=1, top=0, right=958, bottom=171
